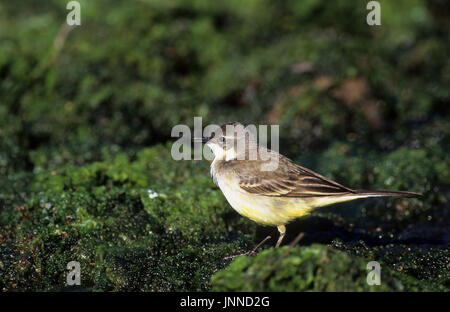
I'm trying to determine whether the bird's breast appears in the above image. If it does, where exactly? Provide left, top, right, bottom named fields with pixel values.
left=215, top=173, right=312, bottom=226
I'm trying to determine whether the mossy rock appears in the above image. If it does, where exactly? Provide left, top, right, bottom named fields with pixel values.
left=0, top=0, right=448, bottom=292
left=0, top=145, right=256, bottom=291
left=211, top=244, right=442, bottom=291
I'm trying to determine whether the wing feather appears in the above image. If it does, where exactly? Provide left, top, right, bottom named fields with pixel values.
left=236, top=155, right=355, bottom=198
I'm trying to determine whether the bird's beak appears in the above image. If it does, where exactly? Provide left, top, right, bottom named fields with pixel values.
left=192, top=136, right=209, bottom=143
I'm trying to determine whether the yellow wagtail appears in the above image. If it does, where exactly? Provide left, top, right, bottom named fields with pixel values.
left=197, top=122, right=421, bottom=253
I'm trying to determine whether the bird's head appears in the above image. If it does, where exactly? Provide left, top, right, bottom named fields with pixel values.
left=201, top=122, right=257, bottom=161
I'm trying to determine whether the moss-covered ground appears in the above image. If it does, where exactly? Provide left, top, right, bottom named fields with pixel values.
left=0, top=0, right=449, bottom=291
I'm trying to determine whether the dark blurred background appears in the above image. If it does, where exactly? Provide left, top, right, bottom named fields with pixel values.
left=1, top=0, right=448, bottom=169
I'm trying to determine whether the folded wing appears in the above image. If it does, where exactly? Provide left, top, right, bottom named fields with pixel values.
left=237, top=156, right=356, bottom=198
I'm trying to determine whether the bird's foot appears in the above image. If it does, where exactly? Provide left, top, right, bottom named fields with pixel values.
left=224, top=235, right=271, bottom=260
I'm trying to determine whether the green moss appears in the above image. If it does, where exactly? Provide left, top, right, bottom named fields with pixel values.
left=211, top=244, right=443, bottom=291
left=0, top=0, right=448, bottom=291
left=0, top=145, right=256, bottom=291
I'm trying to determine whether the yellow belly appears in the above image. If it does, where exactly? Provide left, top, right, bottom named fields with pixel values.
left=217, top=178, right=313, bottom=226
left=216, top=176, right=368, bottom=226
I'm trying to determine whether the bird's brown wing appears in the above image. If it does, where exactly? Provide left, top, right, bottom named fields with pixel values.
left=237, top=156, right=356, bottom=198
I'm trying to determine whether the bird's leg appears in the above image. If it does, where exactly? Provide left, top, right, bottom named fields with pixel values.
left=275, top=225, right=286, bottom=248
left=224, top=235, right=272, bottom=260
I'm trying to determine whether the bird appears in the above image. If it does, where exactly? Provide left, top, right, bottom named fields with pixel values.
left=197, top=122, right=421, bottom=255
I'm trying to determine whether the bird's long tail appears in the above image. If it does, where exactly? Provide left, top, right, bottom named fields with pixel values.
left=353, top=189, right=422, bottom=198
left=306, top=189, right=421, bottom=210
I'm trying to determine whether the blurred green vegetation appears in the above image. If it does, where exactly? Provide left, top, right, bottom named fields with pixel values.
left=0, top=0, right=449, bottom=291
left=0, top=146, right=255, bottom=290
left=211, top=244, right=444, bottom=291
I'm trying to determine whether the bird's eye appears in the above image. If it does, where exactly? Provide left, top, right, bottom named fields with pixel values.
left=219, top=136, right=226, bottom=143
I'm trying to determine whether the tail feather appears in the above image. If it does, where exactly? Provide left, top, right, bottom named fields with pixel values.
left=304, top=189, right=421, bottom=210
left=353, top=189, right=422, bottom=198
